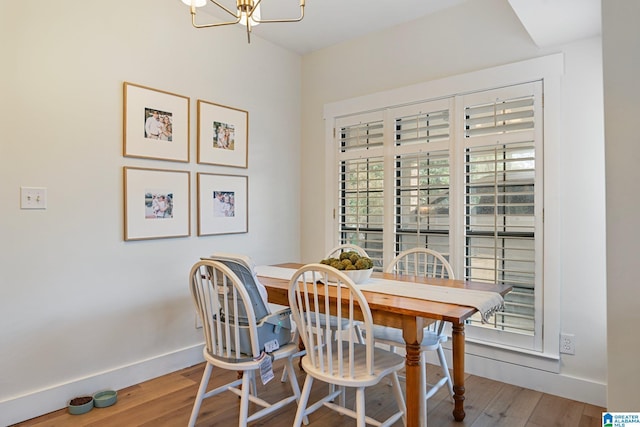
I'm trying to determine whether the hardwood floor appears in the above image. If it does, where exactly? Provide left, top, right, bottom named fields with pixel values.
left=13, top=360, right=605, bottom=426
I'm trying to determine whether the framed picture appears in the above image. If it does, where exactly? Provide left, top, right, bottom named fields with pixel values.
left=124, top=167, right=190, bottom=241
left=197, top=99, right=248, bottom=168
left=197, top=173, right=248, bottom=236
left=123, top=82, right=190, bottom=162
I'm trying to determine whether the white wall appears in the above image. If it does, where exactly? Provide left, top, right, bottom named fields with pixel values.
left=0, top=1, right=301, bottom=424
left=300, top=0, right=607, bottom=406
left=0, top=0, right=615, bottom=422
left=603, top=0, right=640, bottom=411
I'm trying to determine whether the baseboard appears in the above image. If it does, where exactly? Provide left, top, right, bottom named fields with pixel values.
left=463, top=352, right=607, bottom=408
left=423, top=349, right=606, bottom=408
left=0, top=345, right=205, bottom=426
left=386, top=341, right=607, bottom=408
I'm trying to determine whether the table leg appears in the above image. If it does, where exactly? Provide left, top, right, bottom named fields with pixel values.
left=403, top=317, right=425, bottom=427
left=298, top=334, right=305, bottom=371
left=451, top=322, right=466, bottom=421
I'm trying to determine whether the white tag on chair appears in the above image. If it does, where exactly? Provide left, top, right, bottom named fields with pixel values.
left=264, top=338, right=280, bottom=353
left=256, top=352, right=274, bottom=385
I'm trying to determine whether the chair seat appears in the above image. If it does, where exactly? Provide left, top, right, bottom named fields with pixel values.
left=301, top=341, right=405, bottom=387
left=371, top=324, right=447, bottom=350
left=204, top=341, right=300, bottom=370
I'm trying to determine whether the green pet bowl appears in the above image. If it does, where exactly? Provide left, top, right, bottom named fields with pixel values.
left=68, top=396, right=94, bottom=415
left=93, top=390, right=117, bottom=408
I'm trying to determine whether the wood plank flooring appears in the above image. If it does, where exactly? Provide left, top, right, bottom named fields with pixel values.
left=12, top=360, right=605, bottom=426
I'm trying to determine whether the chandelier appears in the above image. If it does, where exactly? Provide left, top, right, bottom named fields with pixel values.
left=182, top=0, right=306, bottom=43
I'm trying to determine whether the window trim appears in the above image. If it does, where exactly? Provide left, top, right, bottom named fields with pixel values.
left=324, top=54, right=564, bottom=362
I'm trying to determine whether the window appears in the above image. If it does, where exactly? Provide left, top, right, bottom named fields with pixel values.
left=332, top=82, right=543, bottom=351
left=393, top=105, right=451, bottom=258
left=461, top=85, right=542, bottom=348
left=339, top=156, right=385, bottom=268
left=336, top=113, right=385, bottom=268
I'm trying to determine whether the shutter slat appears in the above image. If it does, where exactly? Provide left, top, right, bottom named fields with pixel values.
left=465, top=97, right=534, bottom=115
left=466, top=121, right=534, bottom=137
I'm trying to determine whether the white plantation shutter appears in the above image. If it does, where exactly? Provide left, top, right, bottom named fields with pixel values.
left=338, top=157, right=385, bottom=269
left=394, top=108, right=450, bottom=146
left=336, top=113, right=385, bottom=268
left=394, top=152, right=450, bottom=254
left=461, top=82, right=542, bottom=347
left=465, top=97, right=535, bottom=137
left=331, top=80, right=544, bottom=351
left=340, top=119, right=384, bottom=152
left=391, top=102, right=452, bottom=257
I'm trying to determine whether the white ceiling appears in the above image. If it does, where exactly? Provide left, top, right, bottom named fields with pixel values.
left=191, top=0, right=601, bottom=55
left=508, top=0, right=601, bottom=48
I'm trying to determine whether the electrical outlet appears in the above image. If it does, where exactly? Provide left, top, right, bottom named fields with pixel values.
left=560, top=333, right=575, bottom=355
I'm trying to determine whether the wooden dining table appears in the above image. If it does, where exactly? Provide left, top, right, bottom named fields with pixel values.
left=257, top=263, right=511, bottom=427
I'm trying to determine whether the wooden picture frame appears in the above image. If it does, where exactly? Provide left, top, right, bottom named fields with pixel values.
left=123, top=82, right=190, bottom=162
left=124, top=167, right=190, bottom=240
left=197, top=173, right=248, bottom=236
left=197, top=99, right=248, bottom=168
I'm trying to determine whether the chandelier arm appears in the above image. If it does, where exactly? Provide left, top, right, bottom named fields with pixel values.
left=251, top=0, right=263, bottom=13
left=252, top=9, right=304, bottom=24
left=191, top=15, right=242, bottom=28
left=189, top=3, right=241, bottom=28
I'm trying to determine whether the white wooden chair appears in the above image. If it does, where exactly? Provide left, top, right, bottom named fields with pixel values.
left=188, top=259, right=303, bottom=427
left=281, top=246, right=367, bottom=384
left=288, top=263, right=406, bottom=427
left=373, top=247, right=455, bottom=424
left=325, top=243, right=370, bottom=259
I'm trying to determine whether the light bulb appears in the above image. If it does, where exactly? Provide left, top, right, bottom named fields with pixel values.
left=239, top=3, right=261, bottom=26
left=181, top=0, right=206, bottom=7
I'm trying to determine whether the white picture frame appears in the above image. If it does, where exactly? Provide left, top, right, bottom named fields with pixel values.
left=123, top=82, right=190, bottom=162
left=124, top=167, right=191, bottom=240
left=197, top=173, right=248, bottom=236
left=197, top=99, right=248, bottom=168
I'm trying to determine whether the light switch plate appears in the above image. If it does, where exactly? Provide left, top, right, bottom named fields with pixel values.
left=20, top=187, right=47, bottom=209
